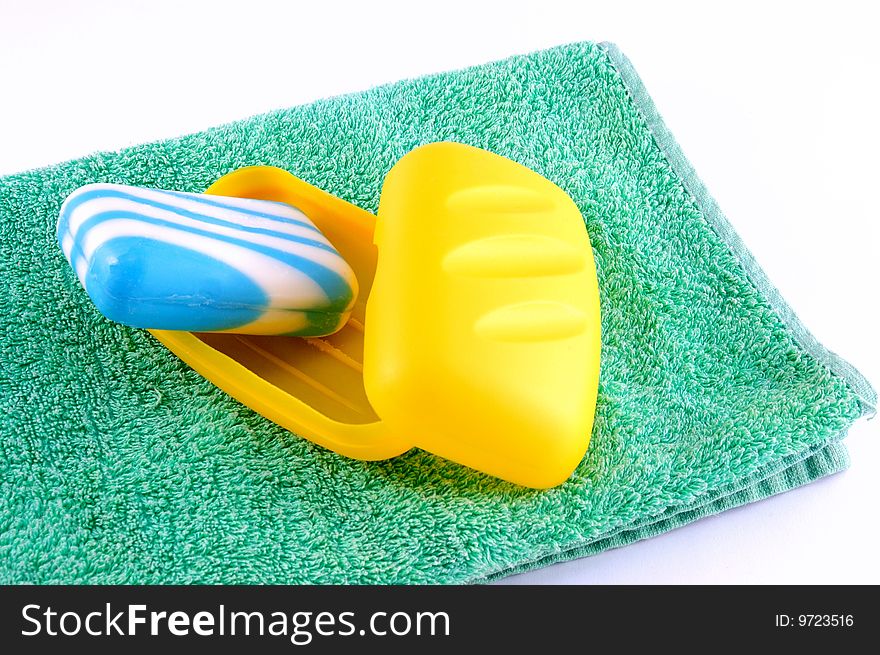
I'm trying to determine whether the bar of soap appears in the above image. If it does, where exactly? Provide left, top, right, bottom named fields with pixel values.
left=56, top=183, right=358, bottom=336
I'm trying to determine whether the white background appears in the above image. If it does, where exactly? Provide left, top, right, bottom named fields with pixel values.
left=1, top=0, right=876, bottom=583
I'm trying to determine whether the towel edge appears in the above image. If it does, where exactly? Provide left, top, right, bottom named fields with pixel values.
left=479, top=439, right=850, bottom=583
left=598, top=41, right=877, bottom=416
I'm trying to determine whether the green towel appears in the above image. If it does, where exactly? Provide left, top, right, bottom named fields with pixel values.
left=0, top=41, right=873, bottom=584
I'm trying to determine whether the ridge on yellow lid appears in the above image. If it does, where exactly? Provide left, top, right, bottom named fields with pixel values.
left=151, top=142, right=601, bottom=488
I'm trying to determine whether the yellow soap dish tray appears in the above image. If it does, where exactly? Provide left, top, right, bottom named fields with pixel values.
left=151, top=142, right=601, bottom=488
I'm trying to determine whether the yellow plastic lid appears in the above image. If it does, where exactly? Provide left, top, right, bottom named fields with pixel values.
left=151, top=143, right=601, bottom=488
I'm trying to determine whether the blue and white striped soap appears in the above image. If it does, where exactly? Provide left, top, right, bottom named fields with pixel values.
left=57, top=183, right=358, bottom=336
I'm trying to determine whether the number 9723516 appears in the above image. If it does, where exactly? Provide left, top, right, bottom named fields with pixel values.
left=775, top=614, right=854, bottom=628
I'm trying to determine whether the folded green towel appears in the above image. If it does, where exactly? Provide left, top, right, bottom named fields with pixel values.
left=0, top=41, right=873, bottom=584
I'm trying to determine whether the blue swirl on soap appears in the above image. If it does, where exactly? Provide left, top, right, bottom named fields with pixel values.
left=57, top=183, right=359, bottom=336
left=87, top=237, right=267, bottom=331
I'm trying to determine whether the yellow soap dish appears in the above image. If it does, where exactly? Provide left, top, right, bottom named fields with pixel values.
left=150, top=142, right=601, bottom=488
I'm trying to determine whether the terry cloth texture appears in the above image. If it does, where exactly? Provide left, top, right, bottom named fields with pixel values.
left=0, top=42, right=874, bottom=583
